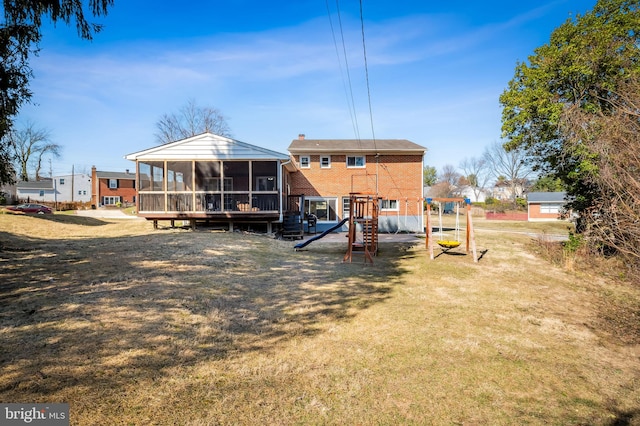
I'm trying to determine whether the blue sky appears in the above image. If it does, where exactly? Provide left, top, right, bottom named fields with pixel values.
left=18, top=0, right=593, bottom=177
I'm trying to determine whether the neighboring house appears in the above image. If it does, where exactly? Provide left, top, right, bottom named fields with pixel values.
left=16, top=180, right=55, bottom=203
left=0, top=182, right=17, bottom=204
left=426, top=184, right=487, bottom=203
left=7, top=174, right=90, bottom=205
left=490, top=179, right=528, bottom=201
left=457, top=185, right=487, bottom=203
left=53, top=173, right=92, bottom=203
left=124, top=132, right=290, bottom=231
left=527, top=191, right=568, bottom=221
left=91, top=166, right=137, bottom=207
left=287, top=134, right=427, bottom=233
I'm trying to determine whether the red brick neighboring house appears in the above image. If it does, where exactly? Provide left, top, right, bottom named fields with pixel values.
left=287, top=134, right=427, bottom=233
left=91, top=166, right=136, bottom=207
left=527, top=191, right=568, bottom=221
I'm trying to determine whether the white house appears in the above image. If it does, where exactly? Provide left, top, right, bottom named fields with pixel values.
left=15, top=173, right=92, bottom=204
left=490, top=179, right=529, bottom=201
left=15, top=180, right=55, bottom=203
left=53, top=173, right=92, bottom=203
left=457, top=185, right=487, bottom=203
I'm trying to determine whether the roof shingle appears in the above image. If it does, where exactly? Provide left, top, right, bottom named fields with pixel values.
left=288, top=138, right=426, bottom=153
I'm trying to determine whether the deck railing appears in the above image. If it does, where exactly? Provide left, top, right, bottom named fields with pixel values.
left=139, top=192, right=279, bottom=213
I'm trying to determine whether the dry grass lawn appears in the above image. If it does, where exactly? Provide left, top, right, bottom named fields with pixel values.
left=0, top=212, right=639, bottom=425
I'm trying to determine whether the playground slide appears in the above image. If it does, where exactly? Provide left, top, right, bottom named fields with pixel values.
left=294, top=218, right=349, bottom=249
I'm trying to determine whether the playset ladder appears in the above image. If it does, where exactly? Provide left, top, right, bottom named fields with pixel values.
left=343, top=193, right=380, bottom=264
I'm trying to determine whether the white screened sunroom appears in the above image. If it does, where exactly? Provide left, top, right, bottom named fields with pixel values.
left=125, top=133, right=291, bottom=228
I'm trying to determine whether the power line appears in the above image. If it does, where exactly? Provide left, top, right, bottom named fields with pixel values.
left=326, top=0, right=361, bottom=142
left=359, top=0, right=377, bottom=150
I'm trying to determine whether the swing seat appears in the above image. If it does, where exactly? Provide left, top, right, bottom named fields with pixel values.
left=437, top=240, right=461, bottom=249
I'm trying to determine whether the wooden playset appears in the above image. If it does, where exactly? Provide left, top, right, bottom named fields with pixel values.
left=343, top=193, right=380, bottom=264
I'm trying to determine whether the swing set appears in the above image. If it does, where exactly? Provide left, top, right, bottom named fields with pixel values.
left=425, top=197, right=478, bottom=262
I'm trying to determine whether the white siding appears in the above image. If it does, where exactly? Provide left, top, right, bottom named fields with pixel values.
left=125, top=133, right=289, bottom=161
left=54, top=174, right=92, bottom=203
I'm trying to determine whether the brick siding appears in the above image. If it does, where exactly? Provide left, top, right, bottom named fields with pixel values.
left=98, top=178, right=137, bottom=205
left=289, top=153, right=424, bottom=216
left=528, top=203, right=561, bottom=220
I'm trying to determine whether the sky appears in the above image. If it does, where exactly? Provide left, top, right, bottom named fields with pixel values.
left=17, top=0, right=594, bottom=177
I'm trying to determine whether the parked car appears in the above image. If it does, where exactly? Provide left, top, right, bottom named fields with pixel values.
left=6, top=203, right=53, bottom=214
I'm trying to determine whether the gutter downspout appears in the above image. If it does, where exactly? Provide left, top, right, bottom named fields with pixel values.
left=421, top=152, right=425, bottom=233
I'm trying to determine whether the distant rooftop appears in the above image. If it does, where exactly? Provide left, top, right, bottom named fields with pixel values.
left=527, top=192, right=567, bottom=203
left=95, top=170, right=135, bottom=180
left=16, top=180, right=54, bottom=190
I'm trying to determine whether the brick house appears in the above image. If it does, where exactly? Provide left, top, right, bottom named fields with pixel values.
left=91, top=166, right=137, bottom=207
left=527, top=191, right=569, bottom=221
left=287, top=134, right=427, bottom=233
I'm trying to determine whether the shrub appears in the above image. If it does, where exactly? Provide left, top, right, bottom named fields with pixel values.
left=563, top=231, right=583, bottom=253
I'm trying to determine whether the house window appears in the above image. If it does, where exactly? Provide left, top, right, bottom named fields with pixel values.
left=320, top=156, right=331, bottom=169
left=103, top=196, right=121, bottom=205
left=347, top=156, right=365, bottom=168
left=300, top=156, right=310, bottom=168
left=39, top=190, right=44, bottom=197
left=381, top=199, right=399, bottom=211
left=540, top=204, right=561, bottom=214
left=108, top=179, right=118, bottom=189
left=60, top=178, right=65, bottom=185
left=78, top=190, right=82, bottom=195
left=342, top=197, right=351, bottom=218
left=304, top=197, right=338, bottom=222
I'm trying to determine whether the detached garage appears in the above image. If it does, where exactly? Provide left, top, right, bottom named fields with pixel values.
left=527, top=192, right=568, bottom=221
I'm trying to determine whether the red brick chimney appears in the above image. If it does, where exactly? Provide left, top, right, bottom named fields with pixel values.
left=298, top=133, right=305, bottom=140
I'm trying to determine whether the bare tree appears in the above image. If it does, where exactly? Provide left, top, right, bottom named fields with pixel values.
left=155, top=99, right=232, bottom=144
left=7, top=122, right=60, bottom=181
left=428, top=164, right=462, bottom=198
left=483, top=141, right=534, bottom=202
left=459, top=156, right=490, bottom=202
left=561, top=79, right=640, bottom=271
left=34, top=143, right=61, bottom=180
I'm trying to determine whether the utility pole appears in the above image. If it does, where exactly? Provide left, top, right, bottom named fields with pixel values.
left=71, top=164, right=75, bottom=202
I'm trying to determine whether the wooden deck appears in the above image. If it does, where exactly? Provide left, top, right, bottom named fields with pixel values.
left=138, top=211, right=281, bottom=232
